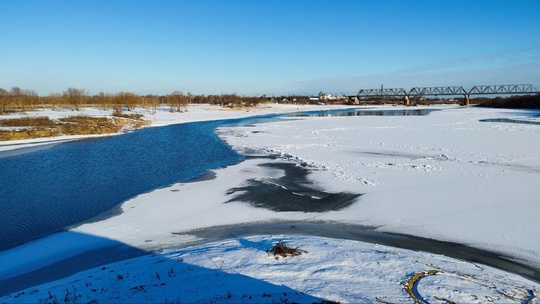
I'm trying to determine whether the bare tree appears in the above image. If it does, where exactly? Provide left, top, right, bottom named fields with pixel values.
left=144, top=95, right=159, bottom=115
left=167, top=91, right=188, bottom=112
left=3, top=87, right=40, bottom=111
left=0, top=88, right=9, bottom=114
left=63, top=88, right=87, bottom=110
left=21, top=89, right=39, bottom=109
left=48, top=93, right=62, bottom=108
left=96, top=91, right=113, bottom=110
left=10, top=86, right=22, bottom=96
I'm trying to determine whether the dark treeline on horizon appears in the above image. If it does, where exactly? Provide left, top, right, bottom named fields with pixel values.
left=1, top=86, right=540, bottom=114
left=473, top=94, right=540, bottom=109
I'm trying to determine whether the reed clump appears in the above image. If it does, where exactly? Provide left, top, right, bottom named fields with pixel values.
left=266, top=240, right=307, bottom=260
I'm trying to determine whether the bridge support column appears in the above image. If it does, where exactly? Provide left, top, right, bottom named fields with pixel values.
left=404, top=96, right=410, bottom=106
left=463, top=94, right=470, bottom=106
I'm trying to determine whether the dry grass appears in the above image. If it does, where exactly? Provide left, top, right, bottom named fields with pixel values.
left=403, top=270, right=442, bottom=304
left=58, top=116, right=125, bottom=135
left=0, top=115, right=149, bottom=141
left=218, top=105, right=263, bottom=112
left=266, top=240, right=307, bottom=260
left=112, top=112, right=145, bottom=120
left=0, top=116, right=55, bottom=127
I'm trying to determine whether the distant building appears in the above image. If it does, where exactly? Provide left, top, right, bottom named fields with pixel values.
left=318, top=93, right=348, bottom=102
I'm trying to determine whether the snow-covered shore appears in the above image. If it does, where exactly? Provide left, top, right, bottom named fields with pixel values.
left=1, top=103, right=539, bottom=302
left=219, top=105, right=540, bottom=265
left=3, top=235, right=539, bottom=303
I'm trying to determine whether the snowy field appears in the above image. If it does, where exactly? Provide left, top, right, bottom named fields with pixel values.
left=3, top=235, right=538, bottom=303
left=1, top=104, right=539, bottom=302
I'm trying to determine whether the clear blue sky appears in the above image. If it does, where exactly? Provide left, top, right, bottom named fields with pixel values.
left=1, top=0, right=539, bottom=96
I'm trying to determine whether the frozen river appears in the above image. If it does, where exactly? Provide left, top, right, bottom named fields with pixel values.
left=0, top=108, right=433, bottom=250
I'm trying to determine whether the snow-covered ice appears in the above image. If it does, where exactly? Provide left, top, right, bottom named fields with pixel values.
left=219, top=105, right=540, bottom=267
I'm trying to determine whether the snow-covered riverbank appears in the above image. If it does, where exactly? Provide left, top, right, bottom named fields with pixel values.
left=219, top=106, right=540, bottom=267
left=1, top=104, right=539, bottom=302
left=3, top=235, right=539, bottom=303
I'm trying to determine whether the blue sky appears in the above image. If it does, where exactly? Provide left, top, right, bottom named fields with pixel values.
left=1, top=0, right=539, bottom=96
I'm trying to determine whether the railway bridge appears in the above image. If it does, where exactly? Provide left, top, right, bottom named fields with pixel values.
left=352, top=84, right=539, bottom=106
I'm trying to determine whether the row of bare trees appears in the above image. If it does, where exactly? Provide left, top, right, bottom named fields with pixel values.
left=0, top=87, right=39, bottom=113
left=0, top=87, right=272, bottom=114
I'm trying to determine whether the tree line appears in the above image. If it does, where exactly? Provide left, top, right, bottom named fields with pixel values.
left=5, top=86, right=536, bottom=112
left=0, top=87, right=280, bottom=114
left=474, top=94, right=540, bottom=109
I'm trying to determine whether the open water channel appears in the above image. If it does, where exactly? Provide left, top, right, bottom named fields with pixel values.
left=0, top=108, right=435, bottom=251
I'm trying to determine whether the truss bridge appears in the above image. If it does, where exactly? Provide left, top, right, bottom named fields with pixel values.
left=353, top=84, right=539, bottom=106
left=468, top=84, right=537, bottom=95
left=357, top=88, right=408, bottom=97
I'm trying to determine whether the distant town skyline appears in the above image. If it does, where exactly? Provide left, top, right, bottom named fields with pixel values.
left=1, top=0, right=539, bottom=96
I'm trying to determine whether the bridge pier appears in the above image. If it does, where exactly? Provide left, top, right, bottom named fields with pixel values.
left=463, top=94, right=470, bottom=106
left=404, top=96, right=410, bottom=106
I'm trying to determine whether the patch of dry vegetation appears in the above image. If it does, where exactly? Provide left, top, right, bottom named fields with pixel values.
left=402, top=270, right=536, bottom=303
left=0, top=115, right=149, bottom=141
left=266, top=240, right=307, bottom=260
left=112, top=112, right=145, bottom=120
left=0, top=116, right=55, bottom=127
left=403, top=270, right=441, bottom=303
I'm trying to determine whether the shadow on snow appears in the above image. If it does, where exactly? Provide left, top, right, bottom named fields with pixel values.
left=0, top=231, right=326, bottom=303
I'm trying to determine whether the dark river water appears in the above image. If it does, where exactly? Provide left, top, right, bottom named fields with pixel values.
left=0, top=108, right=435, bottom=250
left=0, top=118, right=245, bottom=250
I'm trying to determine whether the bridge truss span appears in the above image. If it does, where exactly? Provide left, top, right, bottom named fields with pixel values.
left=469, top=84, right=538, bottom=95
left=353, top=83, right=538, bottom=106
left=409, top=86, right=466, bottom=96
left=357, top=88, right=407, bottom=97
